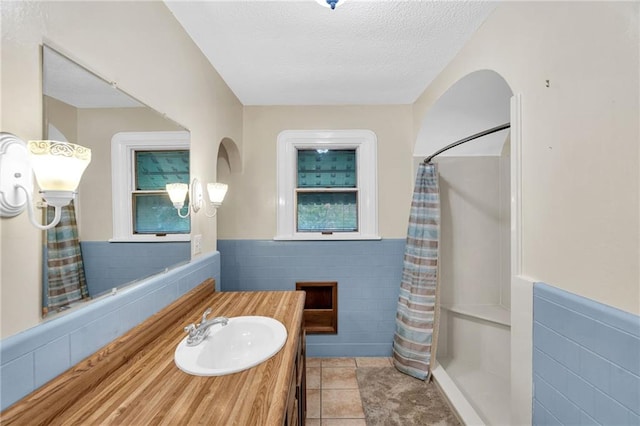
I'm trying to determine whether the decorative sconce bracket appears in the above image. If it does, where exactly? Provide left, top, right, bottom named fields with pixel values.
left=191, top=178, right=203, bottom=213
left=0, top=133, right=33, bottom=217
left=0, top=132, right=91, bottom=229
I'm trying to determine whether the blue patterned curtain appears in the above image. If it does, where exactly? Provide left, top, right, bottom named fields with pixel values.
left=43, top=200, right=89, bottom=315
left=392, top=162, right=440, bottom=380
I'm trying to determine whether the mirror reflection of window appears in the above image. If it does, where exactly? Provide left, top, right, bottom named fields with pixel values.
left=111, top=131, right=190, bottom=242
left=134, top=150, right=190, bottom=234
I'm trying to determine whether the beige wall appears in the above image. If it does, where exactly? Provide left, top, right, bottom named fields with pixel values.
left=0, top=1, right=242, bottom=338
left=218, top=105, right=414, bottom=240
left=413, top=1, right=639, bottom=315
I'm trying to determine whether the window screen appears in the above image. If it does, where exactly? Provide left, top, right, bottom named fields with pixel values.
left=296, top=149, right=358, bottom=232
left=133, top=150, right=190, bottom=234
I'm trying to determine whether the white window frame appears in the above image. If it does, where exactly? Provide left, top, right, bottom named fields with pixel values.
left=111, top=131, right=190, bottom=242
left=276, top=129, right=380, bottom=240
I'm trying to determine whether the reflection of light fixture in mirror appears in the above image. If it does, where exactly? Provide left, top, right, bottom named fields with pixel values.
left=314, top=0, right=346, bottom=9
left=166, top=178, right=204, bottom=218
left=166, top=182, right=189, bottom=217
left=0, top=132, right=91, bottom=230
left=166, top=179, right=227, bottom=218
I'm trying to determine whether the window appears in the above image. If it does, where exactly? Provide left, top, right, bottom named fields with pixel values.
left=296, top=149, right=357, bottom=232
left=111, top=131, right=190, bottom=242
left=276, top=130, right=379, bottom=240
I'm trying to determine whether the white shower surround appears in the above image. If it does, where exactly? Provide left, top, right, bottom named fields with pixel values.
left=414, top=71, right=531, bottom=425
left=434, top=153, right=512, bottom=425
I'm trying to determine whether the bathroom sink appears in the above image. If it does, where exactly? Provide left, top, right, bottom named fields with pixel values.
left=174, top=316, right=287, bottom=376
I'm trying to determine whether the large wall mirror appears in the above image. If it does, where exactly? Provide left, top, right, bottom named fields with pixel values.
left=42, top=45, right=191, bottom=317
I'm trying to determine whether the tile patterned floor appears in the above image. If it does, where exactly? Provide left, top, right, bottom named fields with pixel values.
left=305, top=357, right=394, bottom=426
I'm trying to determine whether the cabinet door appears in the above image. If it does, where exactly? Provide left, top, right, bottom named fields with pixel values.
left=285, top=373, right=296, bottom=426
left=298, top=329, right=306, bottom=423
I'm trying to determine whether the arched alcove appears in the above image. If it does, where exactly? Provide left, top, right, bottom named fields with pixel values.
left=217, top=137, right=242, bottom=175
left=215, top=137, right=240, bottom=239
left=415, top=69, right=512, bottom=159
left=416, top=70, right=514, bottom=425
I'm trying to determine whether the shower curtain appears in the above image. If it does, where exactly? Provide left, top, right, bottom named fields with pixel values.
left=392, top=162, right=440, bottom=381
left=43, top=200, right=89, bottom=315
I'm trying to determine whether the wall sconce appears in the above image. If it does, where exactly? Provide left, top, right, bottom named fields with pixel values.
left=166, top=179, right=227, bottom=218
left=0, top=132, right=91, bottom=230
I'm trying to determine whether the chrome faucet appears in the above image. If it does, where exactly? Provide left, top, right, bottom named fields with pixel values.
left=184, top=308, right=229, bottom=346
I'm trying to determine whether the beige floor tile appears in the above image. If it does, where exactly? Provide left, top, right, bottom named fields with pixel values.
left=355, top=357, right=393, bottom=367
left=306, top=367, right=321, bottom=389
left=321, top=389, right=365, bottom=419
left=306, top=419, right=321, bottom=426
left=321, top=420, right=367, bottom=426
left=306, top=389, right=321, bottom=419
left=322, top=367, right=358, bottom=389
left=307, top=357, right=322, bottom=368
left=321, top=357, right=356, bottom=368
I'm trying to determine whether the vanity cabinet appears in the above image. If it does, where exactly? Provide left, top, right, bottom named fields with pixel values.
left=286, top=323, right=306, bottom=426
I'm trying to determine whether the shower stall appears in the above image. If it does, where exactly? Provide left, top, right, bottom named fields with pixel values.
left=413, top=70, right=516, bottom=425
left=433, top=146, right=511, bottom=425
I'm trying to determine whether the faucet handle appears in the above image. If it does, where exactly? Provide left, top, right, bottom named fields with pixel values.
left=184, top=323, right=197, bottom=337
left=201, top=308, right=212, bottom=324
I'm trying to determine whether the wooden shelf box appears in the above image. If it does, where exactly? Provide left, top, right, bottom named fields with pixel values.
left=296, top=281, right=338, bottom=334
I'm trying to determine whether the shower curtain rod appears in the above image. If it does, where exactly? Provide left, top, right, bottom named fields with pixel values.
left=423, top=122, right=511, bottom=164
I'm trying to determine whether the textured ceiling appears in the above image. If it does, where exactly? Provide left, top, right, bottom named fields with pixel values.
left=165, top=0, right=498, bottom=105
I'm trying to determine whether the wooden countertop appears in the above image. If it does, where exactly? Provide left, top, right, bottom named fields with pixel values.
left=1, top=281, right=305, bottom=426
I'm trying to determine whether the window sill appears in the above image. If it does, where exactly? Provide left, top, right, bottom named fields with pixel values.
left=109, top=234, right=190, bottom=243
left=273, top=234, right=382, bottom=241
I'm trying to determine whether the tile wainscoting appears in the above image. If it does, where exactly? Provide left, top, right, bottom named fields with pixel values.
left=218, top=239, right=405, bottom=358
left=533, top=282, right=640, bottom=425
left=79, top=241, right=190, bottom=297
left=0, top=252, right=220, bottom=411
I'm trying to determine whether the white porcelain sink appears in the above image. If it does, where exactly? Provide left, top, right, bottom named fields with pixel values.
left=174, top=316, right=287, bottom=376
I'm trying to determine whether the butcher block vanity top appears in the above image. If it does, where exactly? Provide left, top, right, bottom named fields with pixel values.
left=1, top=280, right=306, bottom=425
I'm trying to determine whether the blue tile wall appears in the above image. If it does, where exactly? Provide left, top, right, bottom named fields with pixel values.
left=218, top=239, right=405, bottom=358
left=81, top=241, right=190, bottom=297
left=0, top=252, right=220, bottom=411
left=533, top=282, right=640, bottom=425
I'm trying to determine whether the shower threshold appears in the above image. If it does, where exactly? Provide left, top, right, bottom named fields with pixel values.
left=433, top=357, right=510, bottom=426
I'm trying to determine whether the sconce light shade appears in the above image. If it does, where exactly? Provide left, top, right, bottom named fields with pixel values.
left=28, top=141, right=91, bottom=192
left=207, top=182, right=228, bottom=207
left=0, top=133, right=91, bottom=229
left=166, top=183, right=189, bottom=209
left=166, top=179, right=203, bottom=218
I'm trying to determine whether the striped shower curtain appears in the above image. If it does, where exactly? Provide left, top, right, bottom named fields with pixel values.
left=392, top=162, right=440, bottom=380
left=43, top=200, right=89, bottom=315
